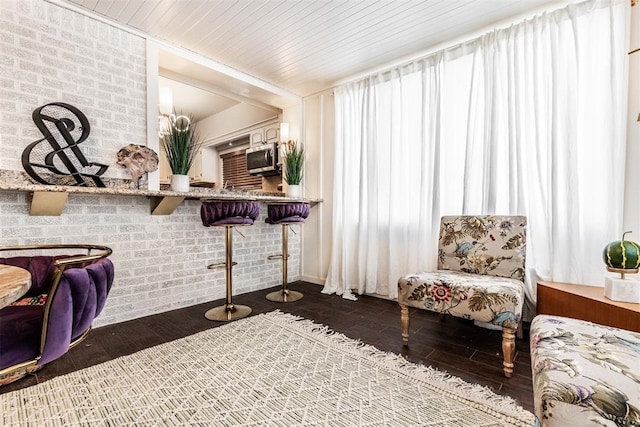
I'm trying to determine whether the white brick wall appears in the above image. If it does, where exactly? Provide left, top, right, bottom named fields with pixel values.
left=0, top=1, right=304, bottom=326
left=0, top=0, right=146, bottom=179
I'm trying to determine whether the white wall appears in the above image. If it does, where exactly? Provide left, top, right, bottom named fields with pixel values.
left=199, top=103, right=278, bottom=143
left=0, top=0, right=302, bottom=326
left=301, top=92, right=335, bottom=284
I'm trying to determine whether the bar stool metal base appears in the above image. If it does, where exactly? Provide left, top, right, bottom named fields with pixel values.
left=205, top=304, right=252, bottom=321
left=266, top=222, right=304, bottom=303
left=265, top=289, right=303, bottom=303
left=205, top=224, right=251, bottom=322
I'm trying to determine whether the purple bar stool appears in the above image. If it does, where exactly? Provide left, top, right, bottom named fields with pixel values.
left=201, top=200, right=260, bottom=321
left=265, top=202, right=310, bottom=302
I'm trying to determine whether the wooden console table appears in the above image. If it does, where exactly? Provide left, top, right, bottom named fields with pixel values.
left=537, top=281, right=640, bottom=332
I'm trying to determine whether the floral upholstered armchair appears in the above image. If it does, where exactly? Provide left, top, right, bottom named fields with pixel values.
left=398, top=215, right=527, bottom=377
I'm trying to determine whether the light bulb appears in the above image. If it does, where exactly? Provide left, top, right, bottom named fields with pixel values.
left=280, top=122, right=289, bottom=141
left=159, top=87, right=173, bottom=115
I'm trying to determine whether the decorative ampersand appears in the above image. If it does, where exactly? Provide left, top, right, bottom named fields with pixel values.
left=21, top=102, right=108, bottom=187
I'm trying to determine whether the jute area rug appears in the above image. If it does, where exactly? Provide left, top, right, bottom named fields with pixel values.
left=1, top=311, right=534, bottom=426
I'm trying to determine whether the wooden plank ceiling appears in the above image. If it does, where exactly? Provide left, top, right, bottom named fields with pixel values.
left=64, top=0, right=565, bottom=97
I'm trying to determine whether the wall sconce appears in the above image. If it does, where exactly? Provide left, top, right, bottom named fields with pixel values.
left=159, top=87, right=173, bottom=115
left=280, top=122, right=289, bottom=141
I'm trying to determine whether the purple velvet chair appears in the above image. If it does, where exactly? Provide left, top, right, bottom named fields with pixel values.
left=0, top=244, right=114, bottom=385
left=265, top=202, right=310, bottom=302
left=201, top=200, right=260, bottom=321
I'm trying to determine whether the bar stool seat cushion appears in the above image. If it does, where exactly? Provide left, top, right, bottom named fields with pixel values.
left=201, top=201, right=260, bottom=226
left=266, top=203, right=310, bottom=224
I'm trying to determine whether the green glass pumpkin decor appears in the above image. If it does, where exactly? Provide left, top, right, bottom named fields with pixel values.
left=603, top=231, right=640, bottom=273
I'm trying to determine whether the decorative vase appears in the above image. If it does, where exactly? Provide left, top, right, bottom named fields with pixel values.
left=287, top=184, right=300, bottom=198
left=170, top=174, right=190, bottom=192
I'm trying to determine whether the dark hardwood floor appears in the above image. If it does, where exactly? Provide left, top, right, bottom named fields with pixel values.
left=1, top=281, right=534, bottom=412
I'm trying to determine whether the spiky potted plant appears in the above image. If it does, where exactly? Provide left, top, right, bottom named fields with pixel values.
left=282, top=140, right=304, bottom=198
left=160, top=113, right=204, bottom=192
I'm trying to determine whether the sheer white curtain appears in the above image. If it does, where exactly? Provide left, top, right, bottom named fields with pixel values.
left=323, top=0, right=627, bottom=308
left=324, top=58, right=444, bottom=300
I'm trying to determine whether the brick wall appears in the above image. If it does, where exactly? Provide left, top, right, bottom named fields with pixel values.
left=0, top=1, right=302, bottom=326
left=0, top=0, right=146, bottom=179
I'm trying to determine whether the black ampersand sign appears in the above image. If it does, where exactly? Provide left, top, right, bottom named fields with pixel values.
left=22, top=102, right=108, bottom=187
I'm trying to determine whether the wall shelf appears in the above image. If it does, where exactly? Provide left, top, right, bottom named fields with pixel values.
left=150, top=196, right=186, bottom=215
left=30, top=191, right=69, bottom=216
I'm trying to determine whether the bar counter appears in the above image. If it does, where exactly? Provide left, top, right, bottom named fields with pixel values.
left=0, top=182, right=320, bottom=216
left=0, top=178, right=316, bottom=327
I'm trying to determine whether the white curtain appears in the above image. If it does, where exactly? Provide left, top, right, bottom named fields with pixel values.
left=323, top=0, right=627, bottom=309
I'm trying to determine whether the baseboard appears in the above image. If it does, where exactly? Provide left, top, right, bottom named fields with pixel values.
left=300, top=276, right=325, bottom=285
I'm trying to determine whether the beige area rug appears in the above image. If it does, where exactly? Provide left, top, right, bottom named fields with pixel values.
left=1, top=311, right=534, bottom=426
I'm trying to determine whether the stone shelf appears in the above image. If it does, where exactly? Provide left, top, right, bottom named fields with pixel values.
left=0, top=183, right=321, bottom=216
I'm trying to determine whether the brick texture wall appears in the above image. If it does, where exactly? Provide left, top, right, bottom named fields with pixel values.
left=0, top=0, right=146, bottom=179
left=0, top=1, right=302, bottom=326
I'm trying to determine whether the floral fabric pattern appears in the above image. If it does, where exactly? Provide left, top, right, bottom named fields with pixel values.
left=398, top=215, right=526, bottom=329
left=530, top=315, right=640, bottom=427
left=438, top=215, right=526, bottom=280
left=10, top=294, right=47, bottom=306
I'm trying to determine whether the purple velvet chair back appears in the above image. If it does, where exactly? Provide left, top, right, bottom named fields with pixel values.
left=0, top=255, right=83, bottom=297
left=40, top=258, right=114, bottom=365
left=0, top=244, right=113, bottom=385
left=0, top=256, right=56, bottom=296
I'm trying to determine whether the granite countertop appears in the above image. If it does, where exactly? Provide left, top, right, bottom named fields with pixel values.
left=0, top=181, right=320, bottom=204
left=0, top=170, right=321, bottom=206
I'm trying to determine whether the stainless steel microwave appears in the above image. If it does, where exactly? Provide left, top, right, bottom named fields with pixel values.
left=246, top=143, right=280, bottom=176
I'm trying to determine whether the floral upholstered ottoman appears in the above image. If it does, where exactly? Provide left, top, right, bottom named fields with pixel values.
left=530, top=315, right=640, bottom=426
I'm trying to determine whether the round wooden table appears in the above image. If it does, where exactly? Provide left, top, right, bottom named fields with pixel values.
left=0, top=265, right=32, bottom=309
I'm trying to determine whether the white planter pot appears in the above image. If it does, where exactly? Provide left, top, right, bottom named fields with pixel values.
left=287, top=184, right=301, bottom=198
left=170, top=174, right=190, bottom=192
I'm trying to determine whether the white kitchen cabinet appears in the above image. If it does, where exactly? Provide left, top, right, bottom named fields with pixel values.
left=250, top=129, right=265, bottom=145
left=264, top=125, right=279, bottom=142
left=158, top=146, right=217, bottom=186
left=188, top=150, right=203, bottom=182
left=249, top=121, right=281, bottom=146
left=158, top=145, right=172, bottom=185
left=189, top=146, right=218, bottom=185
